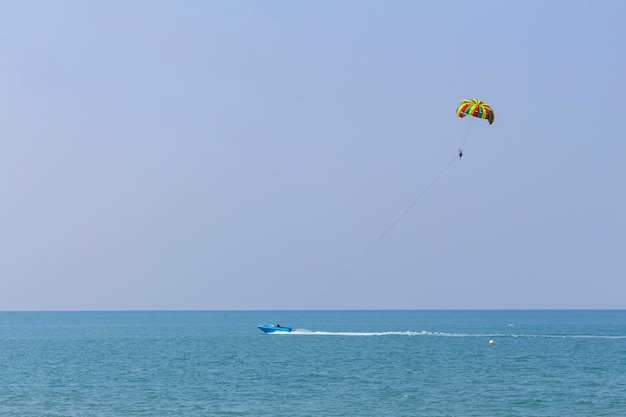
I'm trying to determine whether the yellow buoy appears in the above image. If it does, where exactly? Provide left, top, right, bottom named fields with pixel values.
left=489, top=339, right=494, bottom=345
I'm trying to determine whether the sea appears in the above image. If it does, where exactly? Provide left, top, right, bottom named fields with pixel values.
left=1, top=310, right=625, bottom=417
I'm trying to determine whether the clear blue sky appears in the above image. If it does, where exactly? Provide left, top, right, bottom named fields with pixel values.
left=1, top=1, right=624, bottom=310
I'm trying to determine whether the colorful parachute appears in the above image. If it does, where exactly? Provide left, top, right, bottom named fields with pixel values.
left=456, top=99, right=494, bottom=125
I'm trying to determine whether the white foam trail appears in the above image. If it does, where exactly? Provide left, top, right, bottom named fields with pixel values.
left=292, top=330, right=426, bottom=336
left=274, top=329, right=626, bottom=339
left=287, top=330, right=496, bottom=337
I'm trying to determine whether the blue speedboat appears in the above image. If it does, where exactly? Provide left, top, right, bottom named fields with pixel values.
left=258, top=324, right=293, bottom=333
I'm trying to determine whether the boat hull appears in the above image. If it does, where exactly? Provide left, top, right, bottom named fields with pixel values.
left=258, top=325, right=293, bottom=333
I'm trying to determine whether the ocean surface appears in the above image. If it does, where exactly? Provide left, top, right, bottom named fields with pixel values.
left=1, top=310, right=625, bottom=416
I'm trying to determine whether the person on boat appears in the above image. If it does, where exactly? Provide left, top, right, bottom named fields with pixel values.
left=275, top=323, right=280, bottom=327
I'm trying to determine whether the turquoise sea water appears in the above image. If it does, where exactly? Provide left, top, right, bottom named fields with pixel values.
left=1, top=310, right=625, bottom=416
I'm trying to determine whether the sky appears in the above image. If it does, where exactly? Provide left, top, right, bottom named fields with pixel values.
left=0, top=1, right=624, bottom=310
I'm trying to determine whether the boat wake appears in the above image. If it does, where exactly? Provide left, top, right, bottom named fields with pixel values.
left=285, top=330, right=490, bottom=337
left=275, top=329, right=626, bottom=339
left=289, top=330, right=429, bottom=336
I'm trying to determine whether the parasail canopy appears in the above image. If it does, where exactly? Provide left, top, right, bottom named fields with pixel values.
left=456, top=99, right=494, bottom=125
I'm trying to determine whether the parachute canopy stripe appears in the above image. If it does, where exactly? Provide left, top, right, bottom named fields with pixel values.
left=456, top=99, right=494, bottom=125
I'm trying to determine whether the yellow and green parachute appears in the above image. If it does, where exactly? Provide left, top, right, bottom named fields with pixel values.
left=456, top=99, right=494, bottom=125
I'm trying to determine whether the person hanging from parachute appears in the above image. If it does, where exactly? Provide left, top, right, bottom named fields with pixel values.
left=455, top=98, right=494, bottom=159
